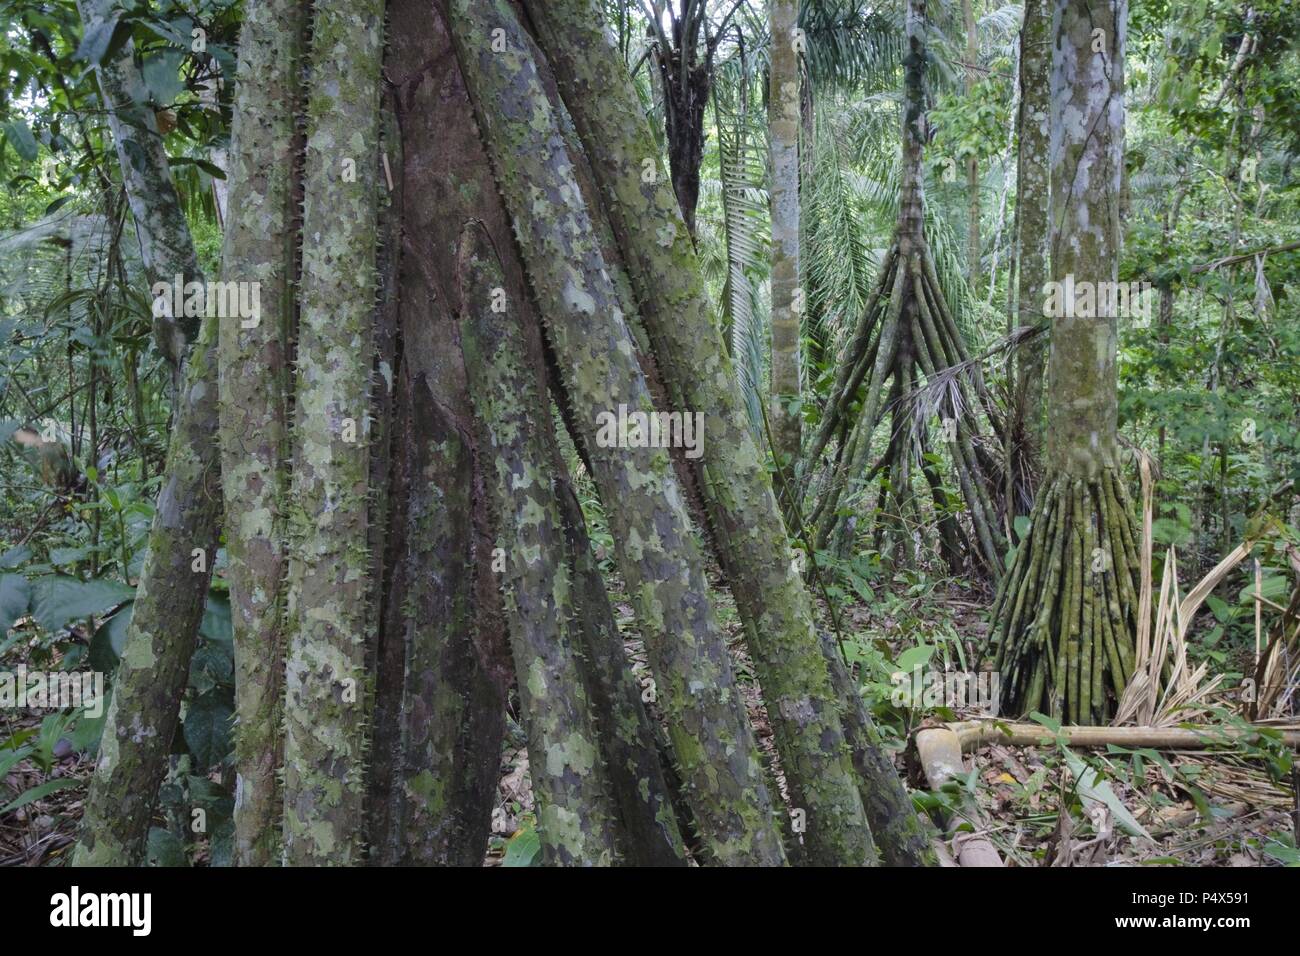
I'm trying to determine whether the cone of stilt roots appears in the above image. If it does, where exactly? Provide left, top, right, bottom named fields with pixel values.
left=800, top=0, right=1004, bottom=576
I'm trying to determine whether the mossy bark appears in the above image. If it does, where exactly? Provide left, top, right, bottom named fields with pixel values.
left=1010, top=0, right=1052, bottom=468
left=72, top=318, right=221, bottom=866
left=280, top=0, right=384, bottom=865
left=768, top=0, right=803, bottom=477
left=448, top=0, right=786, bottom=865
left=520, top=0, right=942, bottom=865
left=990, top=0, right=1137, bottom=722
left=458, top=224, right=622, bottom=865
left=71, top=0, right=219, bottom=867
left=552, top=477, right=689, bottom=865
left=218, top=0, right=306, bottom=867
left=367, top=0, right=521, bottom=865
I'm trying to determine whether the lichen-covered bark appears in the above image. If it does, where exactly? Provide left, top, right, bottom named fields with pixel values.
left=1044, top=0, right=1126, bottom=478
left=280, top=0, right=384, bottom=865
left=218, top=0, right=305, bottom=867
left=458, top=224, right=621, bottom=865
left=1011, top=0, right=1051, bottom=448
left=71, top=0, right=220, bottom=868
left=448, top=0, right=785, bottom=865
left=768, top=0, right=802, bottom=474
left=76, top=0, right=201, bottom=367
left=72, top=317, right=221, bottom=866
left=553, top=477, right=689, bottom=865
left=990, top=0, right=1136, bottom=722
left=520, top=0, right=932, bottom=865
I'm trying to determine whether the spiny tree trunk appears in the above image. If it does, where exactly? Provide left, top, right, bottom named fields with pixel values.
left=218, top=0, right=305, bottom=868
left=367, top=1, right=513, bottom=864
left=70, top=2, right=221, bottom=867
left=449, top=0, right=787, bottom=865
left=990, top=0, right=1138, bottom=723
left=800, top=0, right=1005, bottom=578
left=551, top=476, right=690, bottom=865
left=279, top=0, right=384, bottom=865
left=456, top=225, right=622, bottom=865
left=768, top=0, right=802, bottom=482
left=522, top=0, right=936, bottom=865
left=1009, top=0, right=1051, bottom=504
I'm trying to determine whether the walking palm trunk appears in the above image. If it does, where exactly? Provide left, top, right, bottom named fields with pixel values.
left=457, top=226, right=622, bottom=865
left=219, top=0, right=305, bottom=867
left=800, top=0, right=1005, bottom=578
left=279, top=0, right=384, bottom=865
left=448, top=0, right=787, bottom=865
left=990, top=0, right=1138, bottom=722
left=521, top=0, right=935, bottom=865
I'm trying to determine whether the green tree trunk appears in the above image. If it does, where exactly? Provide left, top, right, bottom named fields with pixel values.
left=448, top=0, right=786, bottom=865
left=70, top=0, right=220, bottom=867
left=521, top=0, right=937, bottom=865
left=280, top=0, right=384, bottom=865
left=218, top=0, right=306, bottom=868
left=769, top=0, right=803, bottom=478
left=1010, top=0, right=1052, bottom=495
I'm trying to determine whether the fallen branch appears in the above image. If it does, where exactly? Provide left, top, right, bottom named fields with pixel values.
left=947, top=720, right=1300, bottom=751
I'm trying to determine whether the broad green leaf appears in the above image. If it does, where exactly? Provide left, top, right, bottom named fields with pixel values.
left=0, top=546, right=30, bottom=569
left=895, top=643, right=934, bottom=673
left=4, top=120, right=37, bottom=162
left=142, top=50, right=185, bottom=105
left=90, top=602, right=133, bottom=672
left=199, top=593, right=231, bottom=645
left=146, top=827, right=189, bottom=867
left=502, top=820, right=541, bottom=867
left=30, top=576, right=134, bottom=632
left=73, top=13, right=121, bottom=65
left=0, top=573, right=30, bottom=634
left=48, top=547, right=89, bottom=567
left=183, top=692, right=233, bottom=770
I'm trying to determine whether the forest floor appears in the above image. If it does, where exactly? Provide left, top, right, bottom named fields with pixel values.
left=484, top=568, right=1300, bottom=866
left=2, top=570, right=1297, bottom=867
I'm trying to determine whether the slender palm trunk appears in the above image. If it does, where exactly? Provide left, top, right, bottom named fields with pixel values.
left=769, top=0, right=803, bottom=480
left=991, top=0, right=1138, bottom=723
left=522, top=0, right=936, bottom=865
left=1010, top=0, right=1052, bottom=482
